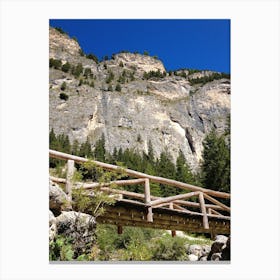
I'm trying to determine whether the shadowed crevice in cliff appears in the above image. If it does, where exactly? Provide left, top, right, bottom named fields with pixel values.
left=185, top=128, right=196, bottom=154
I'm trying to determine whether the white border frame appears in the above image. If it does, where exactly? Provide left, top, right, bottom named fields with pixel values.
left=0, top=0, right=279, bottom=279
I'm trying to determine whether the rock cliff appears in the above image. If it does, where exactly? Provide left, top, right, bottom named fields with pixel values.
left=49, top=27, right=230, bottom=170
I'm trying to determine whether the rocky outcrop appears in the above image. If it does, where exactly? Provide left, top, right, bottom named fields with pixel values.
left=113, top=52, right=165, bottom=74
left=207, top=235, right=230, bottom=261
left=49, top=179, right=96, bottom=256
left=185, top=235, right=230, bottom=261
left=56, top=211, right=96, bottom=257
left=49, top=27, right=230, bottom=171
left=49, top=27, right=82, bottom=61
left=186, top=244, right=211, bottom=261
left=49, top=180, right=72, bottom=216
left=49, top=210, right=57, bottom=242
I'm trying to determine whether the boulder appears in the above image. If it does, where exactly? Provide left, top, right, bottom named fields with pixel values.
left=49, top=210, right=57, bottom=242
left=211, top=253, right=222, bottom=261
left=215, top=235, right=228, bottom=244
left=207, top=235, right=230, bottom=261
left=187, top=244, right=203, bottom=257
left=188, top=254, right=199, bottom=261
left=49, top=180, right=72, bottom=216
left=55, top=211, right=96, bottom=257
left=221, top=236, right=230, bottom=260
left=199, top=256, right=208, bottom=261
left=201, top=244, right=211, bottom=256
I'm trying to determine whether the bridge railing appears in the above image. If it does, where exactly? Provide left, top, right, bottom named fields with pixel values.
left=49, top=149, right=230, bottom=230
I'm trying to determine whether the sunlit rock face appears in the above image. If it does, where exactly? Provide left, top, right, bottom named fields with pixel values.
left=49, top=27, right=230, bottom=171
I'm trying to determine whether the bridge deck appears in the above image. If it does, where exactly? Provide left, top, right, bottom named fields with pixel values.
left=97, top=200, right=230, bottom=234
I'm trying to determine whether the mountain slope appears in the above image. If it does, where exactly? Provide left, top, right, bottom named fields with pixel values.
left=49, top=27, right=230, bottom=170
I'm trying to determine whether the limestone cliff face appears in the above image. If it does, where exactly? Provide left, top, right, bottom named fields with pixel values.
left=49, top=27, right=230, bottom=171
left=49, top=27, right=82, bottom=60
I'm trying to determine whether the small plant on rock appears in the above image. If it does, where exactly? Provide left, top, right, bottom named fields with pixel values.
left=59, top=92, right=69, bottom=101
left=60, top=82, right=67, bottom=91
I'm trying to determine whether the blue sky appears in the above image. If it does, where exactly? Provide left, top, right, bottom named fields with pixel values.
left=50, top=19, right=230, bottom=73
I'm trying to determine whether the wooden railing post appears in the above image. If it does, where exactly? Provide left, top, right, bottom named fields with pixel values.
left=199, top=192, right=209, bottom=229
left=144, top=178, right=153, bottom=222
left=169, top=202, right=176, bottom=237
left=117, top=225, right=123, bottom=235
left=66, top=159, right=74, bottom=201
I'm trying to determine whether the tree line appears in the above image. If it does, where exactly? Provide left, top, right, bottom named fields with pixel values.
left=49, top=125, right=230, bottom=196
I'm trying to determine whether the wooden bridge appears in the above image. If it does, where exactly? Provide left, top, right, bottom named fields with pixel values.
left=49, top=150, right=230, bottom=237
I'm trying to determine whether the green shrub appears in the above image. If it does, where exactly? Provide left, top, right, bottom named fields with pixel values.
left=60, top=82, right=67, bottom=91
left=143, top=70, right=165, bottom=79
left=79, top=49, right=85, bottom=57
left=61, top=62, right=71, bottom=73
left=54, top=27, right=67, bottom=35
left=49, top=235, right=74, bottom=261
left=115, top=83, right=121, bottom=92
left=187, top=68, right=200, bottom=75
left=49, top=58, right=62, bottom=69
left=72, top=63, right=83, bottom=78
left=151, top=235, right=188, bottom=261
left=59, top=92, right=69, bottom=101
left=86, top=53, right=98, bottom=64
left=106, top=71, right=114, bottom=83
left=84, top=68, right=92, bottom=78
left=129, top=72, right=135, bottom=81
left=108, top=84, right=113, bottom=91
left=189, top=72, right=230, bottom=85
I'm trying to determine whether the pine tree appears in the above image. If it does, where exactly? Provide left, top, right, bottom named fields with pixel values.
left=94, top=134, right=106, bottom=162
left=79, top=137, right=93, bottom=158
left=201, top=130, right=230, bottom=192
left=147, top=140, right=155, bottom=163
left=157, top=150, right=176, bottom=196
left=71, top=139, right=80, bottom=156
left=49, top=128, right=57, bottom=148
left=176, top=150, right=195, bottom=185
left=117, top=147, right=123, bottom=162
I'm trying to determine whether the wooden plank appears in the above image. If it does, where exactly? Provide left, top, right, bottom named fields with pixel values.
left=66, top=160, right=74, bottom=200
left=199, top=192, right=209, bottom=229
left=49, top=149, right=230, bottom=199
left=172, top=204, right=199, bottom=215
left=203, top=193, right=230, bottom=212
left=173, top=200, right=226, bottom=211
left=95, top=187, right=145, bottom=200
left=208, top=208, right=223, bottom=216
left=80, top=178, right=146, bottom=189
left=149, top=191, right=200, bottom=207
left=97, top=206, right=231, bottom=233
left=50, top=176, right=66, bottom=184
left=153, top=202, right=175, bottom=209
left=98, top=213, right=231, bottom=234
